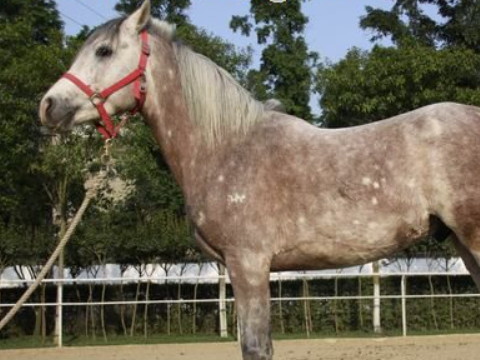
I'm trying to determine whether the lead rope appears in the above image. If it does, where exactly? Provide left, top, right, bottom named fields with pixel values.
left=0, top=142, right=113, bottom=332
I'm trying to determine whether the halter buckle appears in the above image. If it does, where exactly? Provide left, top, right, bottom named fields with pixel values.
left=140, top=75, right=147, bottom=93
left=90, top=92, right=106, bottom=106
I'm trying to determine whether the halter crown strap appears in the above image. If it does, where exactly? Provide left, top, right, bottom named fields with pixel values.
left=62, top=30, right=150, bottom=139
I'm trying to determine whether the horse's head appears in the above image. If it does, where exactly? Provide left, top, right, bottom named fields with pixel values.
left=39, top=0, right=152, bottom=135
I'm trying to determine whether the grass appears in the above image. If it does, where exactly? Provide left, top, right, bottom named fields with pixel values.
left=0, top=333, right=235, bottom=350
left=1, top=329, right=480, bottom=350
left=0, top=336, right=55, bottom=350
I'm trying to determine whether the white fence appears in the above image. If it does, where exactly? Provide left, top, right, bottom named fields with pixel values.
left=1, top=262, right=480, bottom=347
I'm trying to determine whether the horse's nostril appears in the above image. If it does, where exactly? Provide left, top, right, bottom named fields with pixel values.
left=40, top=96, right=57, bottom=125
left=44, top=96, right=54, bottom=113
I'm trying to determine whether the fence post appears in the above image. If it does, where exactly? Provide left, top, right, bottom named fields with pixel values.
left=401, top=275, right=407, bottom=336
left=54, top=250, right=64, bottom=348
left=218, top=263, right=228, bottom=338
left=372, top=261, right=382, bottom=333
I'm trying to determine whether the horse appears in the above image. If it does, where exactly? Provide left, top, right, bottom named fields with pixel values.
left=39, top=1, right=480, bottom=359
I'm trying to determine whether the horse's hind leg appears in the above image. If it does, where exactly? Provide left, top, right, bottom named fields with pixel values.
left=452, top=235, right=480, bottom=289
left=226, top=253, right=272, bottom=360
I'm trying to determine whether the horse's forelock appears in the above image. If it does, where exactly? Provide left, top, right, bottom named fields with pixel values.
left=148, top=18, right=176, bottom=41
left=82, top=17, right=127, bottom=49
left=81, top=17, right=175, bottom=51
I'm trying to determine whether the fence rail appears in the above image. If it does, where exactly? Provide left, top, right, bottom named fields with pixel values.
left=1, top=269, right=479, bottom=347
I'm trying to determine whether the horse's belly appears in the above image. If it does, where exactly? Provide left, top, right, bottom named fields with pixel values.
left=271, top=212, right=430, bottom=271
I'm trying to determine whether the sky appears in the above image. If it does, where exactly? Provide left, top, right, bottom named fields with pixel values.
left=56, top=0, right=400, bottom=115
left=56, top=0, right=394, bottom=62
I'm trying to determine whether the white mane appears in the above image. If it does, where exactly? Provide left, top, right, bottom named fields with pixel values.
left=150, top=19, right=265, bottom=146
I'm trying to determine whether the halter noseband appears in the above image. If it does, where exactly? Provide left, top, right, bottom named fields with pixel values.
left=62, top=30, right=150, bottom=139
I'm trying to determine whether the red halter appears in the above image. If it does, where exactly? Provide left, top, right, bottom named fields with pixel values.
left=62, top=30, right=150, bottom=139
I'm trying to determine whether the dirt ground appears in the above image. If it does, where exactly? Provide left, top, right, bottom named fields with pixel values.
left=2, top=334, right=480, bottom=360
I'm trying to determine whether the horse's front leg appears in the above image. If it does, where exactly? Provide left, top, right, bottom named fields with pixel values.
left=226, top=253, right=273, bottom=360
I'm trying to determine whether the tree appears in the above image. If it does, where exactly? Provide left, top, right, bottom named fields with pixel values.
left=230, top=0, right=318, bottom=121
left=438, top=0, right=480, bottom=51
left=316, top=45, right=480, bottom=128
left=360, top=0, right=480, bottom=52
left=0, top=0, right=63, bottom=44
left=0, top=0, right=66, bottom=228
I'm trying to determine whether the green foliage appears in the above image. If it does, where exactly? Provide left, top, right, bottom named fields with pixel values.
left=439, top=0, right=480, bottom=51
left=360, top=0, right=480, bottom=51
left=317, top=45, right=480, bottom=127
left=0, top=0, right=63, bottom=45
left=0, top=0, right=69, bottom=234
left=360, top=1, right=437, bottom=47
left=231, top=0, right=318, bottom=121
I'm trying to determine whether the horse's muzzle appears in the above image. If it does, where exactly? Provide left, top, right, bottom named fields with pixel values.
left=39, top=95, right=71, bottom=130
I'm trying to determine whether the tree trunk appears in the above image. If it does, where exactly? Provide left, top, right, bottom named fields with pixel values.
left=130, top=281, right=141, bottom=336
left=278, top=277, right=285, bottom=334
left=192, top=264, right=205, bottom=335
left=41, top=283, right=47, bottom=343
left=100, top=282, right=107, bottom=342
left=167, top=302, right=171, bottom=335
left=446, top=275, right=454, bottom=329
left=143, top=280, right=151, bottom=338
left=177, top=280, right=183, bottom=334
left=85, top=285, right=90, bottom=337
left=333, top=276, right=339, bottom=335
left=428, top=275, right=439, bottom=330
left=120, top=281, right=127, bottom=336
left=302, top=278, right=312, bottom=337
left=34, top=304, right=42, bottom=337
left=358, top=276, right=364, bottom=329
left=87, top=283, right=96, bottom=340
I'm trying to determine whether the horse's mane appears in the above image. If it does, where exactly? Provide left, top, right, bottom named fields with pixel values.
left=150, top=19, right=265, bottom=146
left=88, top=17, right=265, bottom=146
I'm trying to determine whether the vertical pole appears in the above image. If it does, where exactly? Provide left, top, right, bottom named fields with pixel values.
left=401, top=275, right=407, bottom=337
left=55, top=250, right=64, bottom=347
left=372, top=261, right=382, bottom=333
left=218, top=263, right=228, bottom=338
left=52, top=134, right=64, bottom=348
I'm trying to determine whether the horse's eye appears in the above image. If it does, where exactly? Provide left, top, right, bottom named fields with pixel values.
left=95, top=45, right=113, bottom=58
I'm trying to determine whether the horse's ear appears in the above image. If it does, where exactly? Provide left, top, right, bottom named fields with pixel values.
left=125, top=0, right=151, bottom=33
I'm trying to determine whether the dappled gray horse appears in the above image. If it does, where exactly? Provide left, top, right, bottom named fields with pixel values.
left=39, top=1, right=480, bottom=359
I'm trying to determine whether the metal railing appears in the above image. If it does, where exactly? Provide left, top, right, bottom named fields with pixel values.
left=1, top=269, right=479, bottom=346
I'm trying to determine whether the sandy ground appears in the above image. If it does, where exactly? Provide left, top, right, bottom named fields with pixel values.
left=2, top=334, right=480, bottom=360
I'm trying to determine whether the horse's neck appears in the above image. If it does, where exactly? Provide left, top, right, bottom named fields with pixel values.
left=141, top=40, right=207, bottom=192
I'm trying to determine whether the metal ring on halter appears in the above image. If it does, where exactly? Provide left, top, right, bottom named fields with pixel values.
left=90, top=93, right=106, bottom=106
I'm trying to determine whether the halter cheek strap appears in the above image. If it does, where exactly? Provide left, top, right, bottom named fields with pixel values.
left=62, top=30, right=150, bottom=139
